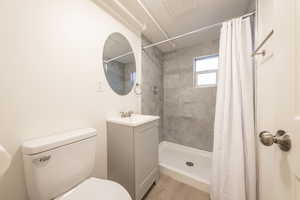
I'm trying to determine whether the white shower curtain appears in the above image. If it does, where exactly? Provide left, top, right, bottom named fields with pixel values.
left=211, top=17, right=256, bottom=200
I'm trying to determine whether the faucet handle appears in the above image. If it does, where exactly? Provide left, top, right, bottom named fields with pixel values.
left=120, top=112, right=126, bottom=118
left=120, top=111, right=134, bottom=118
left=128, top=111, right=134, bottom=117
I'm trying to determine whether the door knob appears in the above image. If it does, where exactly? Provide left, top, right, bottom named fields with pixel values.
left=259, top=130, right=291, bottom=151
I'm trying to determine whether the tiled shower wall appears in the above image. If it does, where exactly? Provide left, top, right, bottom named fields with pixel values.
left=141, top=37, right=219, bottom=151
left=163, top=40, right=219, bottom=152
left=141, top=36, right=164, bottom=140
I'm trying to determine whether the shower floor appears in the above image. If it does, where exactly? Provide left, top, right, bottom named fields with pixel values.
left=159, top=141, right=212, bottom=193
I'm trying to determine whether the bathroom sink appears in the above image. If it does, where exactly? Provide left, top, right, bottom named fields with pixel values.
left=107, top=114, right=159, bottom=127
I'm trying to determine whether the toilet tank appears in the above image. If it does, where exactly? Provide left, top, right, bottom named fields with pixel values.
left=22, top=128, right=97, bottom=200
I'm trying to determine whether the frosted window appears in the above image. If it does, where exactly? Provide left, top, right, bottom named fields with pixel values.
left=195, top=56, right=218, bottom=72
left=197, top=72, right=217, bottom=85
left=194, top=55, right=218, bottom=87
left=130, top=72, right=136, bottom=83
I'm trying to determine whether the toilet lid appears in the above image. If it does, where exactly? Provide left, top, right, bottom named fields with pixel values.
left=55, top=178, right=132, bottom=200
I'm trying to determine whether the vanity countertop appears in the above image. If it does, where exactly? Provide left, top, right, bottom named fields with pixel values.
left=107, top=114, right=160, bottom=127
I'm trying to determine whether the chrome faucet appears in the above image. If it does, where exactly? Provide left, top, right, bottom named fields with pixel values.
left=120, top=111, right=134, bottom=118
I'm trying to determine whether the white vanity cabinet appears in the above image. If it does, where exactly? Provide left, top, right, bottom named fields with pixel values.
left=107, top=115, right=160, bottom=200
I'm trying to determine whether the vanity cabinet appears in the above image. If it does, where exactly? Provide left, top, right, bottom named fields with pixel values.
left=107, top=116, right=159, bottom=200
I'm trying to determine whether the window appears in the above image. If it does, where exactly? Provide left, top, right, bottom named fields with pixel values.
left=130, top=71, right=136, bottom=83
left=194, top=54, right=219, bottom=87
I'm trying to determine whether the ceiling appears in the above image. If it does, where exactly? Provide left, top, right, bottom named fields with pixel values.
left=95, top=0, right=254, bottom=53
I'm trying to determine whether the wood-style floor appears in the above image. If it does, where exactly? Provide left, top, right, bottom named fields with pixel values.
left=143, top=174, right=210, bottom=200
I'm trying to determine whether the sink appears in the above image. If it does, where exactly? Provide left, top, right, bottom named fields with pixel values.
left=107, top=114, right=160, bottom=127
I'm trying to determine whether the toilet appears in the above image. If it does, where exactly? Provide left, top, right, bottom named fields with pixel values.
left=22, top=128, right=131, bottom=200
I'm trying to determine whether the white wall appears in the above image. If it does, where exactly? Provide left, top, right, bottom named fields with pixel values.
left=0, top=1, right=141, bottom=199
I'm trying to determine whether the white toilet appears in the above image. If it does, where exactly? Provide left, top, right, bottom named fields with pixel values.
left=22, top=128, right=131, bottom=200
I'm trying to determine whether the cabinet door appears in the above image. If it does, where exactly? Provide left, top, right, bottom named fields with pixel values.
left=134, top=122, right=159, bottom=199
left=107, top=123, right=135, bottom=197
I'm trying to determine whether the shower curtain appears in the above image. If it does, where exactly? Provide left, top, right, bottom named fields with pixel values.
left=211, top=17, right=256, bottom=200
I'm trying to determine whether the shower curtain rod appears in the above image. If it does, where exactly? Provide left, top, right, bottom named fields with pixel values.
left=143, top=11, right=256, bottom=50
left=106, top=11, right=256, bottom=63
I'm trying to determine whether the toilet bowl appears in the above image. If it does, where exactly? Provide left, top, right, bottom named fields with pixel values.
left=22, top=128, right=131, bottom=200
left=55, top=178, right=131, bottom=200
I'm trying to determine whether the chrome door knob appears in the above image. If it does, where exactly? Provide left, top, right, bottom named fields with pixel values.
left=259, top=130, right=291, bottom=151
left=259, top=131, right=274, bottom=146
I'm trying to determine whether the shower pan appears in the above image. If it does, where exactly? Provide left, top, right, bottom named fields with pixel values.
left=159, top=141, right=212, bottom=192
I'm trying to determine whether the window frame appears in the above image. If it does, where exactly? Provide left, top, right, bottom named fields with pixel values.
left=193, top=54, right=219, bottom=88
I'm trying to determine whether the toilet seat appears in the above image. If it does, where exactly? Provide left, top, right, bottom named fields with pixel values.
left=55, top=178, right=132, bottom=200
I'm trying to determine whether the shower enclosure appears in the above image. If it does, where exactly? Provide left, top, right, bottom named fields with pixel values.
left=142, top=37, right=218, bottom=191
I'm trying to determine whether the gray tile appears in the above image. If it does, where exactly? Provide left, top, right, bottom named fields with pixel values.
left=142, top=36, right=218, bottom=151
left=162, top=40, right=219, bottom=152
left=141, top=36, right=164, bottom=141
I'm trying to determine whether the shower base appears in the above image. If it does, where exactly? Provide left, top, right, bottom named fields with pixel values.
left=159, top=141, right=212, bottom=193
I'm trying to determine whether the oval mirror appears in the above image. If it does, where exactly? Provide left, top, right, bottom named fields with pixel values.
left=103, top=33, right=136, bottom=95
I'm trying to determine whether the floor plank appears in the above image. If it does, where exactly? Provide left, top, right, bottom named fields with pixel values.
left=143, top=174, right=210, bottom=200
